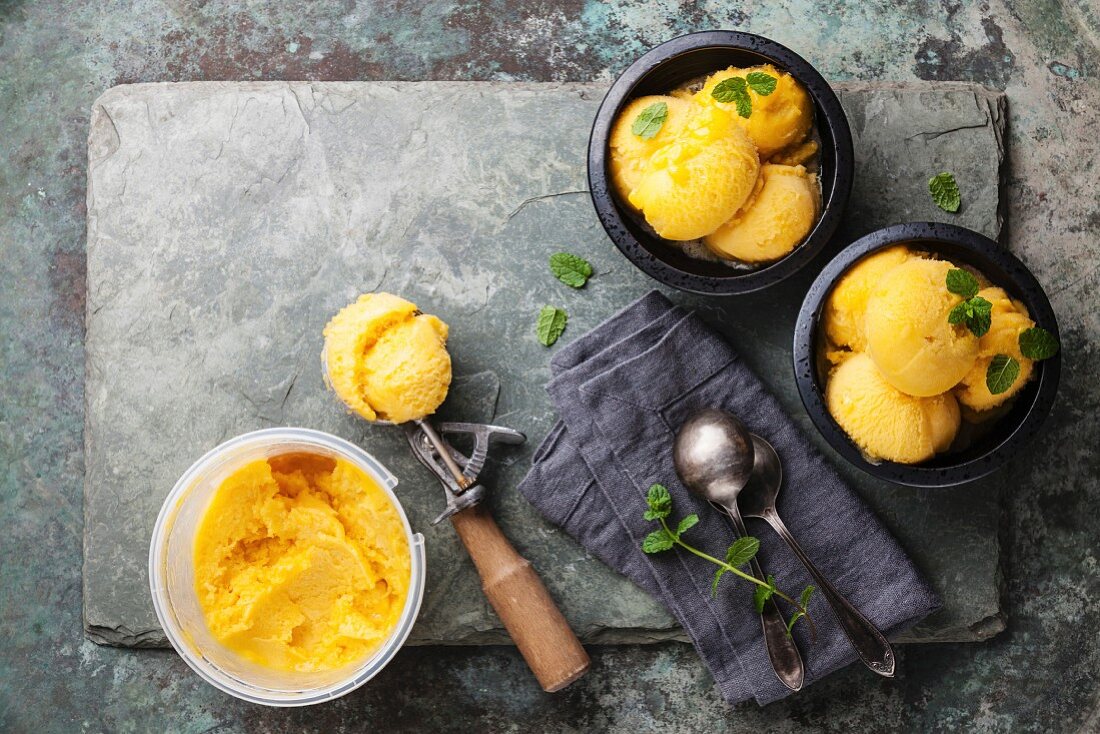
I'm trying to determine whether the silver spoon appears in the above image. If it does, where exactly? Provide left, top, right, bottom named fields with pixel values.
left=674, top=408, right=805, bottom=693
left=739, top=433, right=896, bottom=677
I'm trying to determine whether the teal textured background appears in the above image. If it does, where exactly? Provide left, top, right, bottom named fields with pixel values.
left=1, top=2, right=1098, bottom=731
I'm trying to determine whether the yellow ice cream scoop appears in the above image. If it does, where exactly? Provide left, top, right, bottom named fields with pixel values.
left=703, top=163, right=820, bottom=263
left=823, top=246, right=912, bottom=354
left=865, top=258, right=979, bottom=397
left=826, top=353, right=961, bottom=464
left=628, top=105, right=760, bottom=240
left=192, top=453, right=412, bottom=673
left=695, top=64, right=813, bottom=159
left=323, top=292, right=451, bottom=423
left=955, top=287, right=1035, bottom=412
left=609, top=94, right=696, bottom=201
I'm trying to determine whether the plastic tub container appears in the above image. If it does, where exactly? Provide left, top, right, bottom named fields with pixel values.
left=149, top=427, right=426, bottom=706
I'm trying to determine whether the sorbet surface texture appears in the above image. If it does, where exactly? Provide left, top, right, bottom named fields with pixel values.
left=323, top=292, right=452, bottom=423
left=694, top=64, right=814, bottom=159
left=704, top=163, right=819, bottom=262
left=955, top=286, right=1035, bottom=411
left=826, top=353, right=961, bottom=463
left=192, top=454, right=412, bottom=673
left=865, top=258, right=979, bottom=397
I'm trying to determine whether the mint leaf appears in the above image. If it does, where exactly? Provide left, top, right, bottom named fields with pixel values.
left=549, top=252, right=593, bottom=288
left=643, top=484, right=672, bottom=521
left=1019, top=327, right=1059, bottom=360
left=631, top=101, right=668, bottom=140
left=947, top=275, right=992, bottom=336
left=725, top=536, right=760, bottom=568
left=711, top=77, right=752, bottom=118
left=986, top=354, right=1021, bottom=395
left=948, top=300, right=972, bottom=326
left=968, top=296, right=992, bottom=337
left=946, top=268, right=980, bottom=299
left=745, top=71, right=778, bottom=96
left=929, top=172, right=961, bottom=212
left=785, top=585, right=816, bottom=636
left=536, top=306, right=567, bottom=346
left=711, top=567, right=727, bottom=597
left=642, top=528, right=675, bottom=554
left=753, top=574, right=777, bottom=612
left=676, top=514, right=699, bottom=536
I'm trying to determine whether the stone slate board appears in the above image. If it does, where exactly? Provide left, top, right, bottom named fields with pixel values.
left=85, top=81, right=1006, bottom=648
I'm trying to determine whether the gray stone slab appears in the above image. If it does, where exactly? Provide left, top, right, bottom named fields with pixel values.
left=84, top=81, right=1006, bottom=648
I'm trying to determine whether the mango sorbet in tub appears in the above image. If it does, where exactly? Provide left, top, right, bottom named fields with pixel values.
left=150, top=428, right=425, bottom=705
left=192, top=452, right=411, bottom=673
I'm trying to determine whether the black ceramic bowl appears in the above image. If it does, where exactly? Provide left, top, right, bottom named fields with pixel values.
left=794, top=223, right=1061, bottom=487
left=588, top=31, right=854, bottom=295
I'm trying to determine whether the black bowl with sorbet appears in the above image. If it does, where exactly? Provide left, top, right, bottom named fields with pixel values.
left=588, top=30, right=854, bottom=295
left=794, top=222, right=1061, bottom=487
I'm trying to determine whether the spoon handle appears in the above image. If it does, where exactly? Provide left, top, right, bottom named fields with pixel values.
left=762, top=509, right=896, bottom=677
left=720, top=503, right=805, bottom=692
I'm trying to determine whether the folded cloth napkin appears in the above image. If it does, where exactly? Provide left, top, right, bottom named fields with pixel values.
left=519, top=291, right=941, bottom=706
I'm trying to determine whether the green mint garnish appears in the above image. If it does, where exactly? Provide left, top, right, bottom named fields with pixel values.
left=643, top=483, right=672, bottom=520
left=711, top=77, right=752, bottom=118
left=725, top=535, right=760, bottom=568
left=536, top=306, right=567, bottom=346
left=745, top=71, right=778, bottom=96
left=631, top=101, right=669, bottom=140
left=642, top=527, right=675, bottom=553
left=549, top=252, right=593, bottom=288
left=946, top=268, right=980, bottom=299
left=641, top=483, right=816, bottom=638
left=986, top=354, right=1021, bottom=395
left=948, top=295, right=992, bottom=337
left=1019, top=326, right=1060, bottom=360
left=945, top=270, right=991, bottom=337
left=785, top=586, right=816, bottom=635
left=929, top=172, right=961, bottom=212
left=753, top=574, right=777, bottom=612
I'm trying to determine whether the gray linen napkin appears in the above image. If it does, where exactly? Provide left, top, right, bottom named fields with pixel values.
left=519, top=291, right=941, bottom=705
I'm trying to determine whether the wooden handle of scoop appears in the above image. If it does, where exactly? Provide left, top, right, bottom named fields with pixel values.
left=450, top=504, right=590, bottom=692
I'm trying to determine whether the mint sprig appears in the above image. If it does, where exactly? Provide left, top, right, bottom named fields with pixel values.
left=711, top=77, right=752, bottom=118
left=948, top=295, right=992, bottom=337
left=945, top=270, right=992, bottom=337
left=946, top=268, right=979, bottom=299
left=631, top=101, right=669, bottom=140
left=641, top=484, right=816, bottom=638
left=986, top=354, right=1021, bottom=395
left=929, top=172, right=961, bottom=212
left=549, top=252, right=593, bottom=288
left=786, top=586, right=817, bottom=635
left=983, top=327, right=1060, bottom=396
left=1019, top=326, right=1059, bottom=360
left=536, top=306, right=567, bottom=346
left=745, top=71, right=778, bottom=96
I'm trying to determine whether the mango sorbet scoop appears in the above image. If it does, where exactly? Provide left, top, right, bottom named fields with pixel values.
left=322, top=292, right=590, bottom=692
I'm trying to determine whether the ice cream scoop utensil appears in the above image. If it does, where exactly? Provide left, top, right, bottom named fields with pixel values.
left=402, top=419, right=590, bottom=692
left=673, top=408, right=805, bottom=692
left=737, top=434, right=896, bottom=677
left=321, top=344, right=589, bottom=691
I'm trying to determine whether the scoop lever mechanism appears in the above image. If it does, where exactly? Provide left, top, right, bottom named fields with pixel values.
left=404, top=421, right=526, bottom=525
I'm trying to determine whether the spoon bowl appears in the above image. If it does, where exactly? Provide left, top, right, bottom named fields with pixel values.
left=672, top=408, right=756, bottom=507
left=738, top=435, right=784, bottom=519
